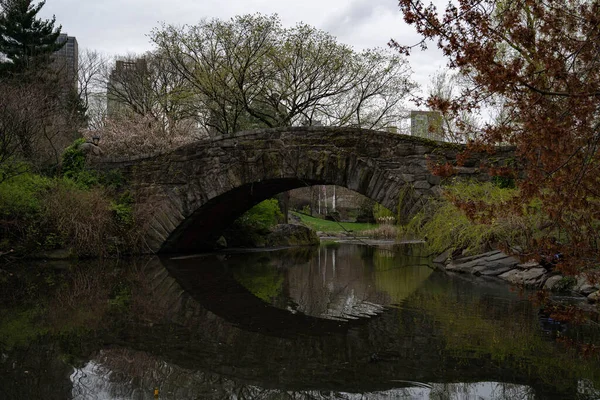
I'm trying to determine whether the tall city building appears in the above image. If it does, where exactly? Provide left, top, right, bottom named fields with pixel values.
left=107, top=58, right=148, bottom=118
left=53, top=33, right=78, bottom=89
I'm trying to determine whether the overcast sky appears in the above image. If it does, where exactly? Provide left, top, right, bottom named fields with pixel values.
left=39, top=0, right=447, bottom=100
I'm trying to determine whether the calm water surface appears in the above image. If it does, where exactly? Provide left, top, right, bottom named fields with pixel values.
left=2, top=243, right=600, bottom=399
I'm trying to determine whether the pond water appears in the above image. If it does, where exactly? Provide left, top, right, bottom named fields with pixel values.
left=1, top=243, right=600, bottom=399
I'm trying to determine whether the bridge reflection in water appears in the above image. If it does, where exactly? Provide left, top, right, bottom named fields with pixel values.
left=60, top=244, right=600, bottom=399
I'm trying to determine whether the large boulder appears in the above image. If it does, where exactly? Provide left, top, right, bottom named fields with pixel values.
left=498, top=267, right=548, bottom=288
left=266, top=224, right=320, bottom=247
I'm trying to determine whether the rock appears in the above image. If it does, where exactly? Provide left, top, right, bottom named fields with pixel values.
left=516, top=261, right=541, bottom=270
left=36, top=248, right=75, bottom=260
left=216, top=236, right=227, bottom=248
left=588, top=291, right=600, bottom=303
left=433, top=249, right=451, bottom=265
left=446, top=251, right=519, bottom=277
left=543, top=275, right=564, bottom=291
left=80, top=142, right=104, bottom=156
left=499, top=267, right=547, bottom=288
left=452, top=250, right=502, bottom=263
left=499, top=269, right=520, bottom=284
left=579, top=284, right=598, bottom=296
left=574, top=276, right=598, bottom=296
left=413, top=180, right=431, bottom=190
left=288, top=213, right=302, bottom=224
left=266, top=224, right=320, bottom=247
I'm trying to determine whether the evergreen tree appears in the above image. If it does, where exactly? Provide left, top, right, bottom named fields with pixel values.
left=0, top=0, right=64, bottom=76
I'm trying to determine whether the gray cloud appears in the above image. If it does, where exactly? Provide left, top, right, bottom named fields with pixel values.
left=322, top=0, right=398, bottom=38
left=37, top=0, right=448, bottom=102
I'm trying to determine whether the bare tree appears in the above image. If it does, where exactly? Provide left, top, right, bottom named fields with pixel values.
left=0, top=76, right=83, bottom=178
left=151, top=14, right=417, bottom=136
left=0, top=81, right=39, bottom=180
left=105, top=52, right=199, bottom=137
left=77, top=49, right=109, bottom=130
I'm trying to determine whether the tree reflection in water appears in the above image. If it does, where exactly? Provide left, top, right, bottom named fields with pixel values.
left=2, top=244, right=600, bottom=399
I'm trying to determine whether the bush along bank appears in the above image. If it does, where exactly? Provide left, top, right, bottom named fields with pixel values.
left=0, top=140, right=148, bottom=262
left=401, top=180, right=600, bottom=305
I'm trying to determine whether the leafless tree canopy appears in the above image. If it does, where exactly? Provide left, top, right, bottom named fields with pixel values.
left=150, top=14, right=417, bottom=136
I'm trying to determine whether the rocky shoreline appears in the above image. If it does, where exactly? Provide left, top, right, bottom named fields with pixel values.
left=434, top=250, right=600, bottom=303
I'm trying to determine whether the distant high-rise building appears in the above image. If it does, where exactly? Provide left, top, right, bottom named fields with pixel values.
left=410, top=111, right=443, bottom=140
left=107, top=58, right=148, bottom=118
left=53, top=33, right=78, bottom=89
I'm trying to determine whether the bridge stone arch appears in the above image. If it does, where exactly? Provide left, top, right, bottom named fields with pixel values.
left=95, top=127, right=514, bottom=253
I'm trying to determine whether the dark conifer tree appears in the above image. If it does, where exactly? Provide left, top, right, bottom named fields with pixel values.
left=0, top=0, right=64, bottom=76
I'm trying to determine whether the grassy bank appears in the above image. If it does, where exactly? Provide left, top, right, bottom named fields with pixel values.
left=399, top=180, right=549, bottom=258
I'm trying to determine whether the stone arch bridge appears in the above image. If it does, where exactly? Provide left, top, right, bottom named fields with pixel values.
left=94, top=127, right=515, bottom=253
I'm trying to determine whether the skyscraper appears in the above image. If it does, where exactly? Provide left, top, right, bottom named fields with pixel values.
left=107, top=58, right=148, bottom=118
left=53, top=33, right=78, bottom=89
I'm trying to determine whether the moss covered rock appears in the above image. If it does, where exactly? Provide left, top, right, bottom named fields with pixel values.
left=266, top=224, right=320, bottom=247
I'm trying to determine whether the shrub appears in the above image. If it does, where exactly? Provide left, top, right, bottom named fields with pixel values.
left=235, top=199, right=283, bottom=232
left=0, top=173, right=52, bottom=220
left=61, top=138, right=100, bottom=189
left=61, top=138, right=87, bottom=178
left=42, top=181, right=116, bottom=257
left=84, top=115, right=196, bottom=158
left=373, top=203, right=395, bottom=223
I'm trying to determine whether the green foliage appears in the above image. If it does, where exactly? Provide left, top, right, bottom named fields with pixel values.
left=0, top=0, right=64, bottom=76
left=151, top=14, right=415, bottom=134
left=553, top=276, right=577, bottom=293
left=300, top=204, right=311, bottom=215
left=110, top=192, right=134, bottom=229
left=356, top=197, right=376, bottom=223
left=61, top=138, right=101, bottom=189
left=61, top=138, right=86, bottom=176
left=236, top=199, right=283, bottom=232
left=491, top=175, right=516, bottom=189
left=0, top=159, right=30, bottom=183
left=373, top=203, right=394, bottom=220
left=445, top=180, right=518, bottom=204
left=233, top=262, right=284, bottom=302
left=0, top=172, right=52, bottom=219
left=0, top=164, right=142, bottom=257
left=99, top=169, right=127, bottom=190
left=400, top=181, right=544, bottom=256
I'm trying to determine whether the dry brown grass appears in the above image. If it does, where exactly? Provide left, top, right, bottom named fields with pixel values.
left=39, top=181, right=153, bottom=257
left=362, top=224, right=399, bottom=239
left=43, top=183, right=115, bottom=257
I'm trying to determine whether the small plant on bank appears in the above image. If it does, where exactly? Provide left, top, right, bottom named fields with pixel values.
left=373, top=203, right=395, bottom=225
left=552, top=276, right=577, bottom=293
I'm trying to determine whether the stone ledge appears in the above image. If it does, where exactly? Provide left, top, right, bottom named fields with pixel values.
left=439, top=250, right=600, bottom=296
